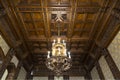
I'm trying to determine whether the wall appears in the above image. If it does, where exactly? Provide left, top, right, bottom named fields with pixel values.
left=69, top=77, right=84, bottom=80
left=0, top=35, right=10, bottom=55
left=33, top=77, right=48, bottom=80
left=99, top=56, right=114, bottom=79
left=90, top=31, right=120, bottom=79
left=17, top=67, right=27, bottom=80
left=91, top=54, right=114, bottom=80
left=33, top=76, right=85, bottom=80
left=1, top=69, right=8, bottom=80
left=108, top=31, right=120, bottom=71
left=91, top=66, right=100, bottom=79
left=54, top=76, right=63, bottom=80
left=0, top=35, right=9, bottom=79
left=11, top=56, right=19, bottom=67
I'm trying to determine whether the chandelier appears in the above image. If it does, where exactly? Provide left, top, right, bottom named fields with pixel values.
left=46, top=38, right=72, bottom=75
left=46, top=12, right=72, bottom=76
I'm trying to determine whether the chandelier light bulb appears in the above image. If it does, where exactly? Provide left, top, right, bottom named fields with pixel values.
left=52, top=39, right=56, bottom=46
left=31, top=71, right=33, bottom=75
left=58, top=38, right=61, bottom=43
left=62, top=40, right=65, bottom=43
left=68, top=52, right=71, bottom=58
left=47, top=51, right=50, bottom=58
left=53, top=39, right=56, bottom=43
left=48, top=51, right=50, bottom=54
left=58, top=1, right=61, bottom=5
left=64, top=49, right=67, bottom=56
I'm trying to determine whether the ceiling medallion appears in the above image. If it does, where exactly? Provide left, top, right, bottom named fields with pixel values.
left=46, top=12, right=72, bottom=76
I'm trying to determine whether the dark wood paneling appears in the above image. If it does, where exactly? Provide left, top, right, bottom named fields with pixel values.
left=0, top=47, right=5, bottom=64
left=0, top=0, right=120, bottom=78
left=48, top=75, right=54, bottom=80
left=25, top=71, right=33, bottom=80
left=0, top=49, right=13, bottom=78
left=84, top=72, right=92, bottom=80
left=63, top=75, right=69, bottom=80
left=104, top=49, right=120, bottom=79
left=96, top=62, right=105, bottom=80
left=6, top=63, right=16, bottom=80
left=14, top=61, right=22, bottom=79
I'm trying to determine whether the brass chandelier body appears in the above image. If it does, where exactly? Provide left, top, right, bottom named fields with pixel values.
left=46, top=12, right=72, bottom=76
left=46, top=38, right=72, bottom=75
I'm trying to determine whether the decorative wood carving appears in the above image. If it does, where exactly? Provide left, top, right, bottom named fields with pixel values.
left=0, top=0, right=120, bottom=78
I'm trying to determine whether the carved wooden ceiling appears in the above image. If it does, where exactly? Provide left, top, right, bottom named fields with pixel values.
left=15, top=0, right=103, bottom=76
left=1, top=0, right=117, bottom=76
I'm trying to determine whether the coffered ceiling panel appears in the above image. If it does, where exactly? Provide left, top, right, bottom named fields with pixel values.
left=6, top=0, right=111, bottom=76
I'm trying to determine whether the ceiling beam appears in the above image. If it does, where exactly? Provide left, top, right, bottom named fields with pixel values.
left=17, top=6, right=101, bottom=13
left=67, top=0, right=77, bottom=38
left=27, top=37, right=89, bottom=42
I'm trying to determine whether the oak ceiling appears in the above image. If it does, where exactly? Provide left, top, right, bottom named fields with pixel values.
left=6, top=0, right=109, bottom=76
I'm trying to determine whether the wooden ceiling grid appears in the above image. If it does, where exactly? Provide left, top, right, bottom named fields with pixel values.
left=0, top=0, right=119, bottom=77
left=8, top=0, right=105, bottom=75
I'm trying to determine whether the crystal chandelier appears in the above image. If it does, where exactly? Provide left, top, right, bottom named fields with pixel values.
left=46, top=13, right=72, bottom=76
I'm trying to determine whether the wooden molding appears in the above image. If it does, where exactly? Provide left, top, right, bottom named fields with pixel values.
left=104, top=49, right=120, bottom=79
left=96, top=62, right=105, bottom=80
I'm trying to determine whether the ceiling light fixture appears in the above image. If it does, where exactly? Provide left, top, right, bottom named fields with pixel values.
left=46, top=14, right=72, bottom=76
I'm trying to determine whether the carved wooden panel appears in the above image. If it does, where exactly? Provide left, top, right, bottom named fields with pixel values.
left=1, top=0, right=119, bottom=77
left=14, top=0, right=107, bottom=76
